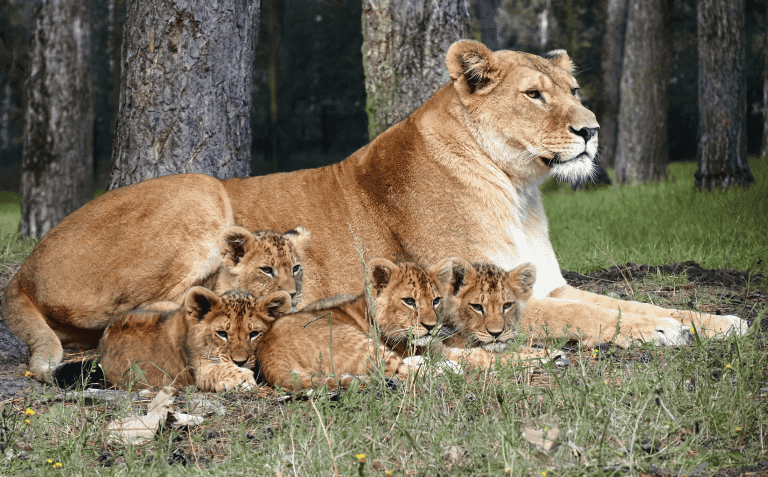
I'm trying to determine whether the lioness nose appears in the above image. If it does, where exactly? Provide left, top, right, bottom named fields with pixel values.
left=569, top=125, right=599, bottom=143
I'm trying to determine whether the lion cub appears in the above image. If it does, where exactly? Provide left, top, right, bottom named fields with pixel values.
left=98, top=287, right=292, bottom=391
left=437, top=258, right=543, bottom=368
left=256, top=259, right=445, bottom=391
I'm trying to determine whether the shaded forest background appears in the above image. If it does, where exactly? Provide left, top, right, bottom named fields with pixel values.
left=0, top=0, right=766, bottom=193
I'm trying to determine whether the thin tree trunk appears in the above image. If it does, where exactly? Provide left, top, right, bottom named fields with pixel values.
left=362, top=0, right=470, bottom=139
left=614, top=0, right=672, bottom=184
left=762, top=1, right=768, bottom=158
left=21, top=0, right=93, bottom=239
left=476, top=0, right=499, bottom=52
left=596, top=0, right=629, bottom=168
left=108, top=0, right=258, bottom=189
left=696, top=0, right=752, bottom=189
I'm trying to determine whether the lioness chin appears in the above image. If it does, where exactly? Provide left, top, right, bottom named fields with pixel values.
left=3, top=40, right=746, bottom=380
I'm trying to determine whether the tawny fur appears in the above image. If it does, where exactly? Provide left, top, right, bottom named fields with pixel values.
left=4, top=41, right=746, bottom=381
left=256, top=259, right=444, bottom=391
left=98, top=288, right=291, bottom=392
left=3, top=224, right=307, bottom=381
left=436, top=258, right=547, bottom=368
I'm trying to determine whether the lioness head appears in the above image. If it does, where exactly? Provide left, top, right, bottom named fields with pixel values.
left=367, top=258, right=444, bottom=348
left=438, top=258, right=536, bottom=352
left=184, top=287, right=293, bottom=368
left=216, top=226, right=310, bottom=308
left=446, top=40, right=598, bottom=186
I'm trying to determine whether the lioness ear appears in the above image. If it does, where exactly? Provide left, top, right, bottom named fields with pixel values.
left=509, top=263, right=537, bottom=297
left=367, top=258, right=398, bottom=296
left=283, top=226, right=311, bottom=256
left=218, top=226, right=256, bottom=266
left=184, top=286, right=221, bottom=321
left=446, top=40, right=500, bottom=96
left=259, top=291, right=292, bottom=321
left=544, top=49, right=574, bottom=74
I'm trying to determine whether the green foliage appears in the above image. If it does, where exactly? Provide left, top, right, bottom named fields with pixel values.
left=544, top=159, right=768, bottom=274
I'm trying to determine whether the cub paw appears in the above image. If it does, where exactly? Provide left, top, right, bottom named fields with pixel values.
left=214, top=369, right=256, bottom=392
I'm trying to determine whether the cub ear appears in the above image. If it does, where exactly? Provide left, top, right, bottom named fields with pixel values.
left=184, top=287, right=222, bottom=321
left=446, top=40, right=500, bottom=96
left=258, top=291, right=293, bottom=321
left=509, top=263, right=537, bottom=296
left=283, top=226, right=311, bottom=256
left=218, top=226, right=256, bottom=266
left=544, top=49, right=574, bottom=74
left=367, top=258, right=398, bottom=296
left=431, top=257, right=474, bottom=297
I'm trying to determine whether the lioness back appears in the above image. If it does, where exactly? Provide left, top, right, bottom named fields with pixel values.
left=98, top=288, right=291, bottom=391
left=4, top=222, right=308, bottom=381
left=256, top=259, right=445, bottom=391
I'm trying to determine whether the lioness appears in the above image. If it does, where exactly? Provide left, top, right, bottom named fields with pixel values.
left=98, top=287, right=292, bottom=391
left=4, top=223, right=308, bottom=380
left=256, top=259, right=443, bottom=391
left=3, top=40, right=745, bottom=380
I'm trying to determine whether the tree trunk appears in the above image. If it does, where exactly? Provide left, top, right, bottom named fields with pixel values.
left=108, top=0, right=258, bottom=189
left=362, top=0, right=470, bottom=139
left=695, top=0, right=752, bottom=189
left=762, top=1, right=768, bottom=158
left=613, top=0, right=672, bottom=184
left=595, top=0, right=628, bottom=168
left=20, top=0, right=93, bottom=239
left=476, top=0, right=499, bottom=52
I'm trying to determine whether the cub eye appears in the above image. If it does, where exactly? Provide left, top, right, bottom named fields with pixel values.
left=249, top=330, right=261, bottom=340
left=292, top=264, right=302, bottom=275
left=216, top=330, right=228, bottom=340
left=432, top=297, right=442, bottom=308
left=525, top=90, right=542, bottom=100
left=260, top=266, right=274, bottom=277
left=470, top=303, right=484, bottom=314
left=403, top=297, right=416, bottom=308
left=572, top=88, right=580, bottom=99
left=503, top=302, right=515, bottom=312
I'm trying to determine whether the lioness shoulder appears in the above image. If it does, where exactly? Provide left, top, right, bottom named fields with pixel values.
left=98, top=287, right=292, bottom=391
left=256, top=259, right=445, bottom=391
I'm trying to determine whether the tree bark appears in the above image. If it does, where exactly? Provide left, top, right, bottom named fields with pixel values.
left=108, top=0, right=258, bottom=189
left=362, top=0, right=470, bottom=139
left=476, top=0, right=499, bottom=52
left=595, top=0, right=629, bottom=168
left=613, top=0, right=672, bottom=184
left=20, top=0, right=93, bottom=239
left=695, top=0, right=752, bottom=189
left=762, top=1, right=768, bottom=158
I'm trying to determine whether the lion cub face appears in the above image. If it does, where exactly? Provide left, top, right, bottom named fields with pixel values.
left=368, top=258, right=444, bottom=347
left=438, top=258, right=536, bottom=352
left=185, top=287, right=292, bottom=369
left=216, top=226, right=309, bottom=308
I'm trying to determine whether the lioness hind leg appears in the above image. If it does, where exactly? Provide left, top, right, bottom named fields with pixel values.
left=2, top=282, right=62, bottom=381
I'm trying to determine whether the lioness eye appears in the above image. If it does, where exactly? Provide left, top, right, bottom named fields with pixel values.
left=572, top=88, right=580, bottom=99
left=403, top=298, right=416, bottom=307
left=292, top=264, right=302, bottom=275
left=503, top=302, right=514, bottom=312
left=250, top=331, right=261, bottom=340
left=216, top=331, right=228, bottom=340
left=525, top=90, right=542, bottom=100
left=432, top=297, right=442, bottom=308
left=470, top=303, right=484, bottom=314
left=260, top=266, right=274, bottom=277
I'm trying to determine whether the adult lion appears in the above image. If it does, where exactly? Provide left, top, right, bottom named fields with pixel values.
left=3, top=40, right=745, bottom=379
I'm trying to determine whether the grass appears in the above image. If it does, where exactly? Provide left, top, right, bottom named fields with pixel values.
left=0, top=162, right=767, bottom=476
left=543, top=158, right=768, bottom=275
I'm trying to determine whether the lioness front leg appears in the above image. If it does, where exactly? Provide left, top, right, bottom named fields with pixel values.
left=195, top=362, right=256, bottom=392
left=522, top=286, right=747, bottom=346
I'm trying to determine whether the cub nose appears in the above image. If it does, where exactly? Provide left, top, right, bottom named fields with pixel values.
left=569, top=125, right=599, bottom=143
left=421, top=322, right=436, bottom=334
left=233, top=359, right=248, bottom=368
left=487, top=328, right=503, bottom=340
